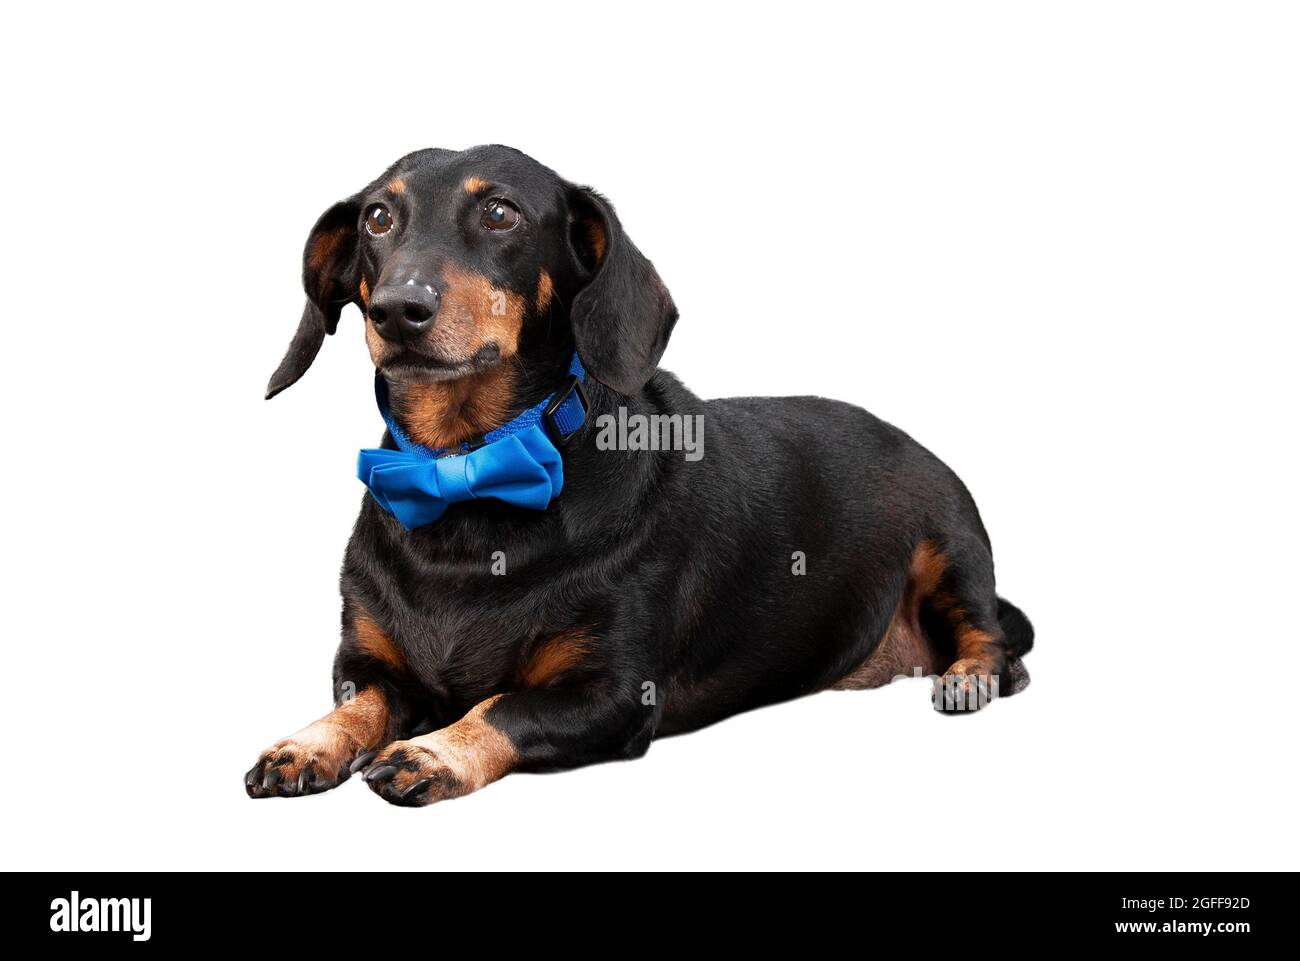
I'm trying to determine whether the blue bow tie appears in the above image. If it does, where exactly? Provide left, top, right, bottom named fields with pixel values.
left=357, top=354, right=588, bottom=530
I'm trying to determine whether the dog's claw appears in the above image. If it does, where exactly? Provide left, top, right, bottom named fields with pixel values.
left=400, top=778, right=433, bottom=801
left=364, top=764, right=398, bottom=784
left=350, top=750, right=379, bottom=774
left=246, top=729, right=359, bottom=799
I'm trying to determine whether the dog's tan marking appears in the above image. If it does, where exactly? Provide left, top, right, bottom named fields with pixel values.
left=914, top=559, right=1004, bottom=708
left=364, top=313, right=386, bottom=365
left=936, top=641, right=1001, bottom=710
left=393, top=364, right=519, bottom=450
left=370, top=695, right=518, bottom=803
left=953, top=624, right=996, bottom=662
left=364, top=266, right=526, bottom=368
left=463, top=176, right=491, bottom=194
left=928, top=585, right=998, bottom=666
left=520, top=629, right=592, bottom=688
left=437, top=264, right=525, bottom=358
left=368, top=262, right=527, bottom=449
left=418, top=695, right=517, bottom=790
left=308, top=226, right=349, bottom=273
left=252, top=687, right=391, bottom=790
left=536, top=270, right=554, bottom=312
left=935, top=620, right=1001, bottom=709
left=832, top=540, right=949, bottom=689
left=353, top=609, right=405, bottom=671
left=387, top=177, right=406, bottom=194
left=358, top=276, right=370, bottom=307
left=587, top=220, right=607, bottom=265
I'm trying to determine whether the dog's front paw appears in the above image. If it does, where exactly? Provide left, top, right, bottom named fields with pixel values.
left=244, top=724, right=375, bottom=799
left=361, top=740, right=468, bottom=807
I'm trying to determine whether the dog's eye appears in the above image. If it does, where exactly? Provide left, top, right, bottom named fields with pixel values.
left=364, top=204, right=394, bottom=236
left=481, top=199, right=521, bottom=231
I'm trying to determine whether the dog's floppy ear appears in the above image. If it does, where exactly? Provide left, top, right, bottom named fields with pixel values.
left=265, top=196, right=363, bottom=399
left=567, top=187, right=678, bottom=395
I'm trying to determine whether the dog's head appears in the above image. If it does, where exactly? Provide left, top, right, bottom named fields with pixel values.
left=266, top=145, right=677, bottom=400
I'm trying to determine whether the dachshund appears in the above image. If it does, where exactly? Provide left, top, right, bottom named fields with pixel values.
left=244, top=144, right=1033, bottom=806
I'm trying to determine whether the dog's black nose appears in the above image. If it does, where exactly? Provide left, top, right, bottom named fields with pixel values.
left=368, top=284, right=440, bottom=342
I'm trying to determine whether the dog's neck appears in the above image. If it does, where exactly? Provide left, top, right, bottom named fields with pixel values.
left=384, top=349, right=573, bottom=450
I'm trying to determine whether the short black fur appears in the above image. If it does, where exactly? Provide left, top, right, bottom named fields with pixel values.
left=246, top=145, right=1033, bottom=805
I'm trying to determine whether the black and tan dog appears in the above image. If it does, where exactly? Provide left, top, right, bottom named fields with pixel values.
left=245, top=145, right=1033, bottom=806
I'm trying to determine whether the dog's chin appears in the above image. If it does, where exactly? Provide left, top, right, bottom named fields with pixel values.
left=378, top=345, right=502, bottom=385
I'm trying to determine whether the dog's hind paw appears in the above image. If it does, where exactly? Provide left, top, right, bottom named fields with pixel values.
left=932, top=658, right=1000, bottom=713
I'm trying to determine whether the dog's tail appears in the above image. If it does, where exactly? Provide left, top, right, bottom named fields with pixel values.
left=997, top=597, right=1034, bottom=657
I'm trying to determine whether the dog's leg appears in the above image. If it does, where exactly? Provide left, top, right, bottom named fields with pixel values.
left=245, top=601, right=417, bottom=798
left=362, top=684, right=653, bottom=807
left=244, top=685, right=399, bottom=798
left=928, top=541, right=1024, bottom=713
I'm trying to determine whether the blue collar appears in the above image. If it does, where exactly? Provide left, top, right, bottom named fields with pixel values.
left=376, top=352, right=588, bottom=458
left=357, top=354, right=589, bottom=529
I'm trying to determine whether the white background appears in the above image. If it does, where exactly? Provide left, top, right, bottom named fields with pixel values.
left=2, top=2, right=1296, bottom=871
